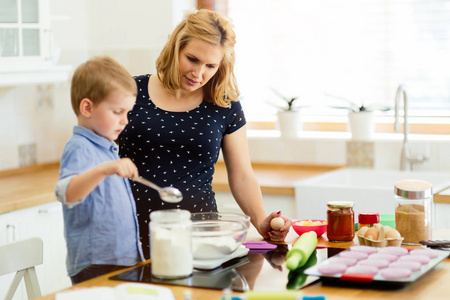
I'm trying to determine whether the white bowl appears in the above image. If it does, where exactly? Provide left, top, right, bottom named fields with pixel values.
left=191, top=212, right=250, bottom=260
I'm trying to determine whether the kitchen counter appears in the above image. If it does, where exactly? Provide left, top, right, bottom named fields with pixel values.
left=0, top=162, right=340, bottom=214
left=0, top=163, right=59, bottom=214
left=2, top=162, right=449, bottom=215
left=36, top=228, right=450, bottom=300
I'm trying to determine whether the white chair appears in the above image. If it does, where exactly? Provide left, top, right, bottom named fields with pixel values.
left=0, top=237, right=43, bottom=300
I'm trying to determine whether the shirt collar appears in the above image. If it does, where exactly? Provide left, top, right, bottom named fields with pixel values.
left=73, top=126, right=118, bottom=153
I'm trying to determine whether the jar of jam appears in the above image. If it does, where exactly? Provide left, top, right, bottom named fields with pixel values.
left=327, top=201, right=355, bottom=242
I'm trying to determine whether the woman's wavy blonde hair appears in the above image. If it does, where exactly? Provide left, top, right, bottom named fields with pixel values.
left=155, top=9, right=239, bottom=107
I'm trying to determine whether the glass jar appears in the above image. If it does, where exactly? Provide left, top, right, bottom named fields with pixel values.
left=327, top=201, right=355, bottom=242
left=394, top=179, right=433, bottom=245
left=149, top=209, right=193, bottom=279
left=358, top=212, right=380, bottom=230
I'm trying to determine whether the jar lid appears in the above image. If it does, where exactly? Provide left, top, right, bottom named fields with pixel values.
left=394, top=179, right=432, bottom=199
left=327, top=201, right=354, bottom=208
left=358, top=212, right=380, bottom=224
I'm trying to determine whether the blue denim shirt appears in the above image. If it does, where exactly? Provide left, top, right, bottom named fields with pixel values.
left=55, top=126, right=144, bottom=276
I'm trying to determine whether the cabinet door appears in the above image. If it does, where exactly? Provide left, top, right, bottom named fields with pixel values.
left=0, top=210, right=27, bottom=300
left=0, top=202, right=71, bottom=299
left=19, top=202, right=71, bottom=295
left=0, top=0, right=53, bottom=72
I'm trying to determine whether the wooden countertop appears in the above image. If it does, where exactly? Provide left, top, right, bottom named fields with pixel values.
left=212, top=162, right=340, bottom=195
left=0, top=162, right=340, bottom=214
left=0, top=163, right=59, bottom=214
left=2, top=162, right=450, bottom=215
left=36, top=228, right=450, bottom=300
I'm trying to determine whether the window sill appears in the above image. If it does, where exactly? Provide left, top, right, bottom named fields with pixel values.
left=247, top=129, right=450, bottom=142
left=0, top=65, right=72, bottom=87
left=247, top=119, right=450, bottom=136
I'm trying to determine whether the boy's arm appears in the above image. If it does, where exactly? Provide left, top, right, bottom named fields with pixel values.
left=65, top=157, right=139, bottom=203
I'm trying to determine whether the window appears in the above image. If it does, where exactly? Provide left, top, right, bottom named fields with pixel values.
left=228, top=0, right=450, bottom=122
left=0, top=0, right=52, bottom=72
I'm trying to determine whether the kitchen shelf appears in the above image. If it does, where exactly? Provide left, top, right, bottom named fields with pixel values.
left=0, top=65, right=72, bottom=87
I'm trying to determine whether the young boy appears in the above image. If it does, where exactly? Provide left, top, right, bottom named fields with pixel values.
left=55, top=56, right=144, bottom=284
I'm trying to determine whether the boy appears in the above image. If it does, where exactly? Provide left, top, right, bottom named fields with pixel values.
left=55, top=56, right=144, bottom=284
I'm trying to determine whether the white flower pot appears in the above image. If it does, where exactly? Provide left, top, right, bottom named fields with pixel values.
left=348, top=111, right=375, bottom=140
left=277, top=110, right=303, bottom=138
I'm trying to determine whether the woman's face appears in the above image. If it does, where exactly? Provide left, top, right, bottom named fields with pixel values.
left=178, top=38, right=224, bottom=92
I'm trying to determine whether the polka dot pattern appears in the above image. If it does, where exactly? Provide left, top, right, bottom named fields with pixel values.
left=119, top=74, right=246, bottom=257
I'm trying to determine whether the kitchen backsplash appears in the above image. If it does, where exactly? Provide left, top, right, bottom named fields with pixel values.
left=2, top=90, right=450, bottom=174
left=245, top=130, right=450, bottom=171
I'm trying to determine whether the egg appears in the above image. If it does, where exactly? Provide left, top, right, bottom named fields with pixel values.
left=270, top=217, right=285, bottom=231
left=364, top=227, right=380, bottom=240
left=357, top=226, right=369, bottom=237
left=271, top=253, right=285, bottom=266
left=385, top=229, right=401, bottom=239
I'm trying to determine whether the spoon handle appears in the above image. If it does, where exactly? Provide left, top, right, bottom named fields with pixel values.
left=133, top=176, right=162, bottom=192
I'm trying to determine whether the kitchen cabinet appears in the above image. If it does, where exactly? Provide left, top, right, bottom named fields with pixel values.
left=435, top=202, right=450, bottom=228
left=434, top=187, right=450, bottom=228
left=0, top=202, right=71, bottom=300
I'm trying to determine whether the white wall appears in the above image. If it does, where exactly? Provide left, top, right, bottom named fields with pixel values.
left=0, top=0, right=195, bottom=171
left=1, top=0, right=449, bottom=173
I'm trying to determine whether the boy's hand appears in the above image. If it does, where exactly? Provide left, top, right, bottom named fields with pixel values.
left=103, top=158, right=139, bottom=180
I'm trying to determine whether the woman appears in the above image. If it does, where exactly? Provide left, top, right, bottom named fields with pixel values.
left=119, top=9, right=291, bottom=257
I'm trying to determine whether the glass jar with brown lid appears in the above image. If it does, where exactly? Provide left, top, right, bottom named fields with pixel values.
left=327, top=201, right=355, bottom=242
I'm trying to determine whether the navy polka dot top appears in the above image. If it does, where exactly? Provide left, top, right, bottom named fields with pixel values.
left=119, top=74, right=246, bottom=256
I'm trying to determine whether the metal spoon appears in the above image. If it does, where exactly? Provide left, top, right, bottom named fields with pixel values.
left=133, top=176, right=183, bottom=203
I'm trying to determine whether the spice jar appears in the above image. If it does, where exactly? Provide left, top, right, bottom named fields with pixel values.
left=358, top=212, right=380, bottom=230
left=394, top=179, right=433, bottom=245
left=327, top=201, right=355, bottom=242
left=150, top=209, right=193, bottom=279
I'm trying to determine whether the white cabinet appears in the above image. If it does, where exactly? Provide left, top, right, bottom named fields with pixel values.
left=0, top=202, right=71, bottom=299
left=435, top=203, right=450, bottom=228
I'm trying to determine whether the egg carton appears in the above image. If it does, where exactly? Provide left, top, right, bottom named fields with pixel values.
left=356, top=224, right=403, bottom=247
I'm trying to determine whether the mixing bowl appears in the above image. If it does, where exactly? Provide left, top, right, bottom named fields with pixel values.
left=191, top=212, right=251, bottom=260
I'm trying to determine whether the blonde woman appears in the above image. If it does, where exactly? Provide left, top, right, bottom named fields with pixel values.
left=119, top=9, right=291, bottom=258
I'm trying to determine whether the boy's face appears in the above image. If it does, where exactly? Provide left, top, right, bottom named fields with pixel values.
left=85, top=88, right=136, bottom=141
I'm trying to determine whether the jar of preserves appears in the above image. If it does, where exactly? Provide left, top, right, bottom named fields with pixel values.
left=394, top=179, right=433, bottom=245
left=327, top=201, right=355, bottom=242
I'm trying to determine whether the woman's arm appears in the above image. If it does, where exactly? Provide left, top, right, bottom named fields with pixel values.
left=221, top=125, right=291, bottom=241
left=65, top=158, right=138, bottom=203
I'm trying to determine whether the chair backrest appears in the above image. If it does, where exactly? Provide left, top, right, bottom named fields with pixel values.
left=0, top=237, right=43, bottom=276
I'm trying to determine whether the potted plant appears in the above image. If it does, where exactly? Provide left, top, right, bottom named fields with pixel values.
left=325, top=94, right=391, bottom=140
left=270, top=88, right=304, bottom=138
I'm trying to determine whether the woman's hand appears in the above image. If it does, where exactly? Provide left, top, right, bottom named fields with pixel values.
left=259, top=211, right=292, bottom=242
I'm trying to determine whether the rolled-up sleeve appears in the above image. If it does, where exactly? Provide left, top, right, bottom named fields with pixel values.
left=55, top=175, right=84, bottom=208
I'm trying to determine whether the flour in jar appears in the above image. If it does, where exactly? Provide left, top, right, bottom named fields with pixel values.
left=150, top=226, right=193, bottom=278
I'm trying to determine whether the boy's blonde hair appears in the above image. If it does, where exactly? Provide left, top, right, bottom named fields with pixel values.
left=155, top=9, right=239, bottom=108
left=71, top=56, right=137, bottom=115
